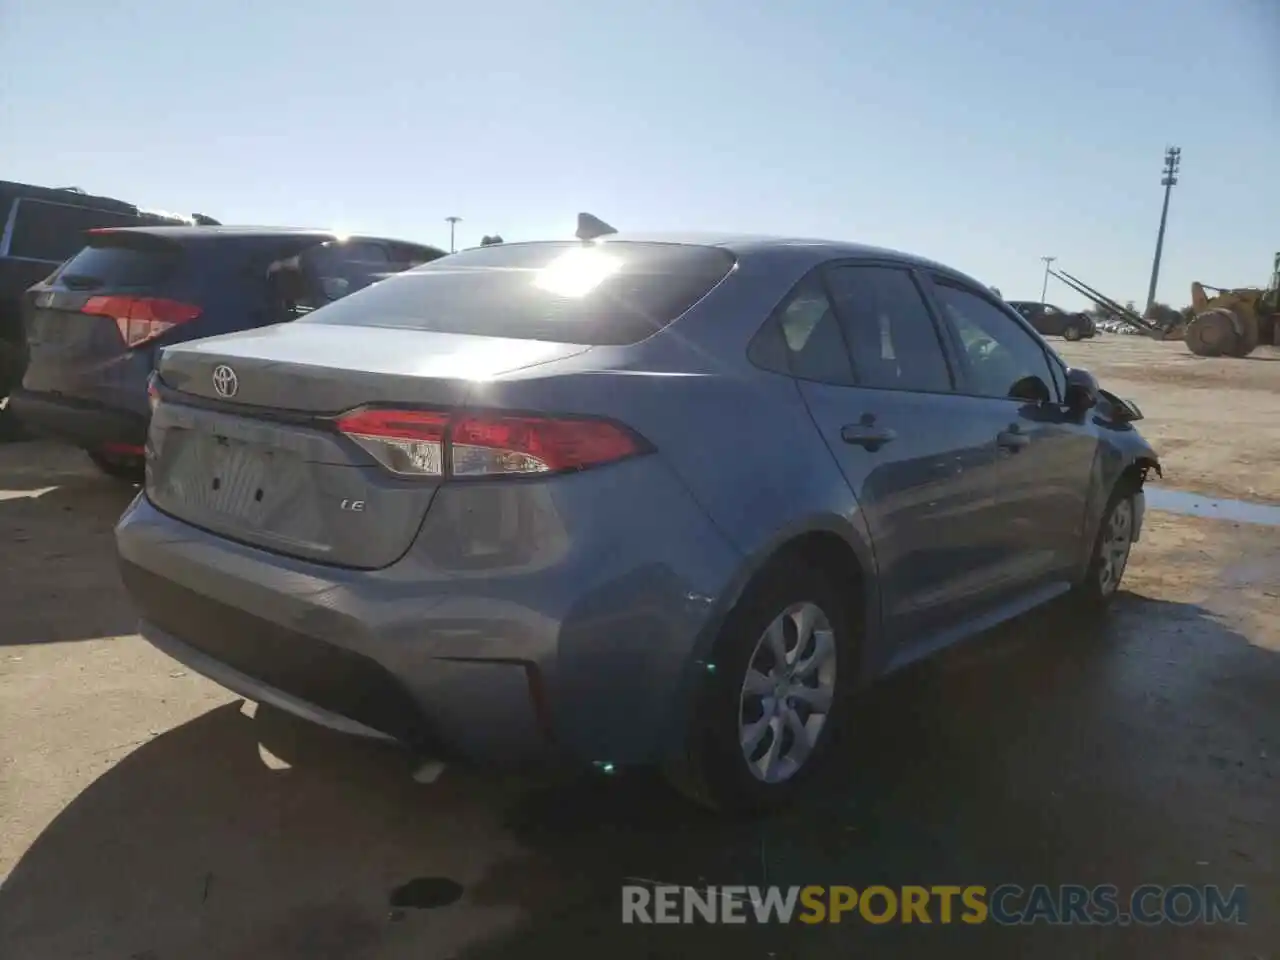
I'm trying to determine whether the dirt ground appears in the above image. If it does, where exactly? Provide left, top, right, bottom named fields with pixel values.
left=1, top=335, right=1277, bottom=959
left=1057, top=336, right=1280, bottom=502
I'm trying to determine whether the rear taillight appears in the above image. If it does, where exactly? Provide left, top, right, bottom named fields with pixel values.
left=82, top=296, right=201, bottom=347
left=335, top=408, right=646, bottom=478
left=335, top=409, right=449, bottom=477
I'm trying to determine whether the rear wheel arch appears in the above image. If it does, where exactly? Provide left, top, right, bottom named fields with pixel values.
left=724, top=527, right=873, bottom=674
left=667, top=529, right=871, bottom=811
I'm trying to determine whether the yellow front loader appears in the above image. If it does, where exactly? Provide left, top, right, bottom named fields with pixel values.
left=1183, top=253, right=1280, bottom=357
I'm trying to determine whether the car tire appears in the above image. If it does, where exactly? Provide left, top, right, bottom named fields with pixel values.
left=87, top=450, right=144, bottom=484
left=1073, top=486, right=1138, bottom=611
left=1063, top=325, right=1082, bottom=341
left=665, top=560, right=856, bottom=815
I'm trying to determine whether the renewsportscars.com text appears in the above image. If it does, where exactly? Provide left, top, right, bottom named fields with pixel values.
left=621, top=883, right=1248, bottom=926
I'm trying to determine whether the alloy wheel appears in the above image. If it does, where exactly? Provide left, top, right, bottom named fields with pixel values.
left=738, top=601, right=837, bottom=784
left=1098, top=498, right=1134, bottom=597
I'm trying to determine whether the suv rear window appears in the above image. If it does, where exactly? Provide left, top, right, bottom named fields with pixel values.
left=56, top=236, right=182, bottom=289
left=297, top=241, right=736, bottom=345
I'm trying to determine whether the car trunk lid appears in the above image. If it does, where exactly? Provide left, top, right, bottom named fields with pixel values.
left=156, top=321, right=590, bottom=413
left=147, top=322, right=592, bottom=569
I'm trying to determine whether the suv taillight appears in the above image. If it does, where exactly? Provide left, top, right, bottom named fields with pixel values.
left=82, top=296, right=201, bottom=347
left=334, top=408, right=647, bottom=478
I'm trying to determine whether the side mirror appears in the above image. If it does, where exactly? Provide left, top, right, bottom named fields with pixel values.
left=1064, top=367, right=1099, bottom=412
left=1009, top=375, right=1051, bottom=404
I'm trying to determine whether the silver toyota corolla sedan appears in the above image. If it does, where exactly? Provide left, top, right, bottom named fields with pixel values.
left=115, top=217, right=1161, bottom=813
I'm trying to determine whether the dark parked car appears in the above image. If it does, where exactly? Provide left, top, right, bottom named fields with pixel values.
left=116, top=228, right=1160, bottom=814
left=11, top=226, right=446, bottom=478
left=0, top=181, right=214, bottom=416
left=1006, top=300, right=1096, bottom=340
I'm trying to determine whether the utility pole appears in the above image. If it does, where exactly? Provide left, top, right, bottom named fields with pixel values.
left=1144, top=146, right=1181, bottom=314
left=1040, top=256, right=1057, bottom=304
left=445, top=216, right=462, bottom=253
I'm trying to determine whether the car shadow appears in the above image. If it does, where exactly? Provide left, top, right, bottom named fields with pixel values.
left=0, top=442, right=139, bottom=645
left=1, top=593, right=1275, bottom=959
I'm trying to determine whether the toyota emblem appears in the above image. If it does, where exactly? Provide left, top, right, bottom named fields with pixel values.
left=211, top=364, right=239, bottom=399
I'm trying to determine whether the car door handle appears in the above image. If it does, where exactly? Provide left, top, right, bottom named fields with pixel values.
left=841, top=424, right=897, bottom=450
left=997, top=427, right=1030, bottom=452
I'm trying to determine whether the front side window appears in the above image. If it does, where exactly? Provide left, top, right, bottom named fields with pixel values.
left=824, top=265, right=952, bottom=393
left=931, top=280, right=1059, bottom=402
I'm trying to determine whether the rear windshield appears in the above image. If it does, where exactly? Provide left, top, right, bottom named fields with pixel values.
left=296, top=241, right=736, bottom=345
left=56, top=236, right=182, bottom=289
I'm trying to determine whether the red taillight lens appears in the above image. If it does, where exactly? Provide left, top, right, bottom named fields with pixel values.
left=334, top=408, right=449, bottom=477
left=452, top=414, right=641, bottom=475
left=82, top=296, right=202, bottom=347
left=335, top=408, right=645, bottom=478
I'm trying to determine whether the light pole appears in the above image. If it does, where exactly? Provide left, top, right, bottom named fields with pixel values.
left=1040, top=256, right=1057, bottom=304
left=1145, top=146, right=1181, bottom=314
left=445, top=216, right=462, bottom=253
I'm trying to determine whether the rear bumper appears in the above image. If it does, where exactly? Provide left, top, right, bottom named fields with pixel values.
left=7, top=388, right=147, bottom=450
left=115, top=462, right=743, bottom=768
left=119, top=546, right=556, bottom=765
left=139, top=619, right=399, bottom=744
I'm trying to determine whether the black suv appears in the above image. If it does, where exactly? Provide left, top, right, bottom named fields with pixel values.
left=10, top=226, right=446, bottom=479
left=1005, top=301, right=1096, bottom=341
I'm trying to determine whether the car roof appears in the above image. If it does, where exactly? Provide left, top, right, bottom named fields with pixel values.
left=601, top=230, right=932, bottom=261
left=0, top=180, right=140, bottom=213
left=483, top=230, right=968, bottom=276
left=90, top=225, right=446, bottom=255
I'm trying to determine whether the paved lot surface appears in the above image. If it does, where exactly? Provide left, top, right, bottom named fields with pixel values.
left=1, top=336, right=1277, bottom=958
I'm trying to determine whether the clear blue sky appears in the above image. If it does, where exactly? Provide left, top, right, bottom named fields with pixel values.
left=2, top=0, right=1277, bottom=309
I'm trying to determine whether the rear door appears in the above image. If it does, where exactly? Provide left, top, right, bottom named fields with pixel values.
left=924, top=276, right=1099, bottom=592
left=21, top=232, right=189, bottom=408
left=779, top=263, right=1009, bottom=657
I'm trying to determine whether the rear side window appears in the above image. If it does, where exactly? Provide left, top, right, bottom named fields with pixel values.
left=824, top=265, right=953, bottom=393
left=766, top=273, right=855, bottom=384
left=305, top=241, right=390, bottom=305
left=9, top=199, right=143, bottom=263
left=297, top=241, right=736, bottom=345
left=56, top=237, right=182, bottom=289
